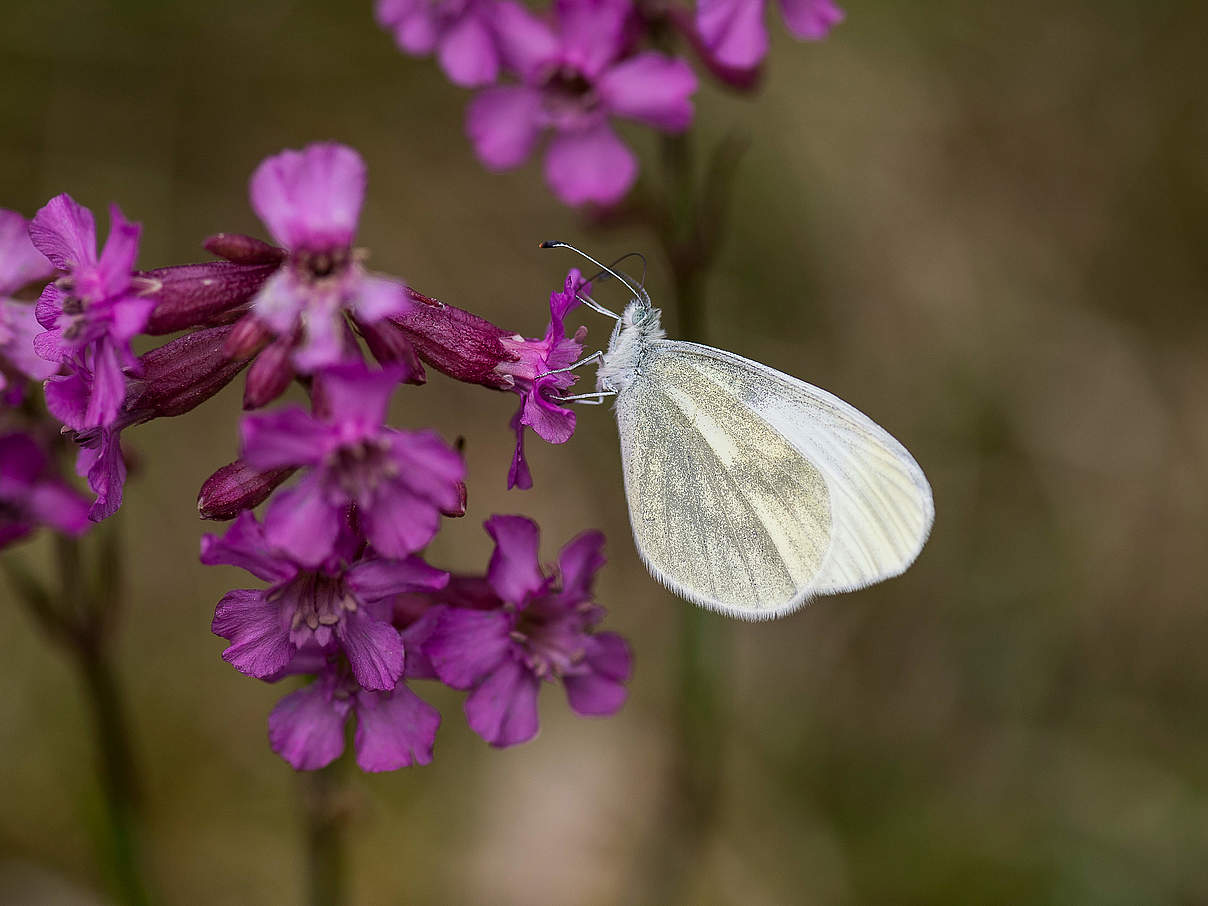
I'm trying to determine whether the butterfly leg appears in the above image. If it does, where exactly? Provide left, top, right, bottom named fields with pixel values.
left=537, top=350, right=605, bottom=379
left=553, top=390, right=617, bottom=406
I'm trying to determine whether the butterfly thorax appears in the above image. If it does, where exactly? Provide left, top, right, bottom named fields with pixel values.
left=597, top=298, right=664, bottom=393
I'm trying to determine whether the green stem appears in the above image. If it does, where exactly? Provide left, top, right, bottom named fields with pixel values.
left=5, top=532, right=149, bottom=905
left=76, top=638, right=149, bottom=906
left=303, top=759, right=349, bottom=906
left=654, top=129, right=729, bottom=899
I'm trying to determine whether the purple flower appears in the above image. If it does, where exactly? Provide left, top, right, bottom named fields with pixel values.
left=467, top=0, right=698, bottom=205
left=377, top=0, right=502, bottom=87
left=268, top=663, right=442, bottom=772
left=696, top=0, right=842, bottom=69
left=496, top=269, right=588, bottom=489
left=0, top=432, right=90, bottom=549
left=0, top=211, right=57, bottom=399
left=424, top=515, right=631, bottom=748
left=379, top=272, right=589, bottom=489
left=241, top=143, right=411, bottom=375
left=28, top=195, right=155, bottom=430
left=204, top=510, right=449, bottom=691
left=240, top=363, right=464, bottom=566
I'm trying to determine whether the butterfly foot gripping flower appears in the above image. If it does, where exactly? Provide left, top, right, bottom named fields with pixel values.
left=425, top=515, right=631, bottom=747
left=381, top=269, right=590, bottom=488
left=239, top=362, right=465, bottom=565
left=467, top=0, right=698, bottom=205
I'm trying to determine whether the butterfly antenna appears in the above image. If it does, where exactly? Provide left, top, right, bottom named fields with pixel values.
left=539, top=241, right=643, bottom=302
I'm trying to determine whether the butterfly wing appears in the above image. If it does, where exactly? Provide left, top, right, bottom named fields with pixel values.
left=614, top=340, right=933, bottom=619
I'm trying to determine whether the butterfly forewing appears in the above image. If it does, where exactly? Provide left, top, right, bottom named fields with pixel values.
left=615, top=346, right=833, bottom=619
left=615, top=341, right=934, bottom=617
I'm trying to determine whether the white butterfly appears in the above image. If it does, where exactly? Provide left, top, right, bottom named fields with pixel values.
left=543, top=243, right=934, bottom=621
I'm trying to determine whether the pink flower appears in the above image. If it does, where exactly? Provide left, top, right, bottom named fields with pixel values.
left=28, top=195, right=155, bottom=430
left=240, top=363, right=464, bottom=566
left=696, top=0, right=842, bottom=70
left=424, top=515, right=631, bottom=748
left=467, top=0, right=698, bottom=205
left=204, top=510, right=449, bottom=691
left=242, top=143, right=412, bottom=375
left=380, top=271, right=590, bottom=489
left=0, top=210, right=57, bottom=401
left=377, top=0, right=503, bottom=87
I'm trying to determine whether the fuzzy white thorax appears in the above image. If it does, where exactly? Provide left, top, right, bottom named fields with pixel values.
left=596, top=298, right=665, bottom=393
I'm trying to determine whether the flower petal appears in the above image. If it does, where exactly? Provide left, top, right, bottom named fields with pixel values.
left=0, top=210, right=55, bottom=294
left=425, top=606, right=512, bottom=689
left=211, top=588, right=295, bottom=679
left=44, top=371, right=90, bottom=431
left=465, top=656, right=541, bottom=747
left=79, top=429, right=126, bottom=521
left=377, top=0, right=439, bottom=54
left=597, top=53, right=697, bottom=131
left=97, top=205, right=141, bottom=298
left=240, top=407, right=332, bottom=470
left=28, top=194, right=97, bottom=272
left=84, top=338, right=126, bottom=429
left=697, top=0, right=768, bottom=69
left=358, top=479, right=441, bottom=559
left=26, top=480, right=90, bottom=536
left=354, top=685, right=441, bottom=771
left=492, top=1, right=558, bottom=79
left=268, top=678, right=350, bottom=771
left=250, top=143, right=367, bottom=250
left=543, top=124, right=637, bottom=206
left=438, top=13, right=500, bottom=87
left=778, top=0, right=843, bottom=40
left=263, top=474, right=342, bottom=567
left=485, top=514, right=545, bottom=604
left=249, top=269, right=306, bottom=336
left=200, top=510, right=297, bottom=583
left=507, top=405, right=533, bottom=491
left=467, top=85, right=543, bottom=170
left=554, top=0, right=630, bottom=79
left=352, top=273, right=410, bottom=324
left=336, top=610, right=405, bottom=692
left=557, top=529, right=605, bottom=603
left=312, top=363, right=399, bottom=435
left=346, top=555, right=449, bottom=601
left=564, top=632, right=631, bottom=715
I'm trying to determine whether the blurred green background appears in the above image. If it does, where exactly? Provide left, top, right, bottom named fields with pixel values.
left=3, top=0, right=1208, bottom=903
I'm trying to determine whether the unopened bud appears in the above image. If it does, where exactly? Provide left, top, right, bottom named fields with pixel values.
left=126, top=325, right=249, bottom=418
left=143, top=261, right=279, bottom=335
left=198, top=459, right=295, bottom=520
left=203, top=233, right=288, bottom=266
left=243, top=337, right=295, bottom=409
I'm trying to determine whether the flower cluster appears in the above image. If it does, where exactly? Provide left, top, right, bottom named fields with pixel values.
left=5, top=141, right=630, bottom=771
left=377, top=0, right=842, bottom=206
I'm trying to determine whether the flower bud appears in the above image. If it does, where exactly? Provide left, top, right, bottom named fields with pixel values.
left=126, top=325, right=249, bottom=419
left=198, top=459, right=295, bottom=520
left=357, top=318, right=426, bottom=385
left=243, top=337, right=295, bottom=410
left=387, top=289, right=517, bottom=390
left=142, top=261, right=280, bottom=335
left=203, top=233, right=288, bottom=266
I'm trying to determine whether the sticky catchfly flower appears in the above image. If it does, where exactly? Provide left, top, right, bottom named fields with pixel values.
left=240, top=363, right=464, bottom=565
left=28, top=195, right=155, bottom=430
left=379, top=270, right=589, bottom=489
left=696, top=0, right=843, bottom=69
left=241, top=143, right=411, bottom=375
left=424, top=515, right=631, bottom=747
left=204, top=510, right=449, bottom=691
left=468, top=0, right=698, bottom=205
left=377, top=0, right=503, bottom=87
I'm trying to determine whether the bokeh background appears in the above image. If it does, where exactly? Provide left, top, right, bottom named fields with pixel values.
left=3, top=0, right=1208, bottom=903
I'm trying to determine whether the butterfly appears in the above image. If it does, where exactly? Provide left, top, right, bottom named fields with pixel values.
left=542, top=243, right=934, bottom=621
